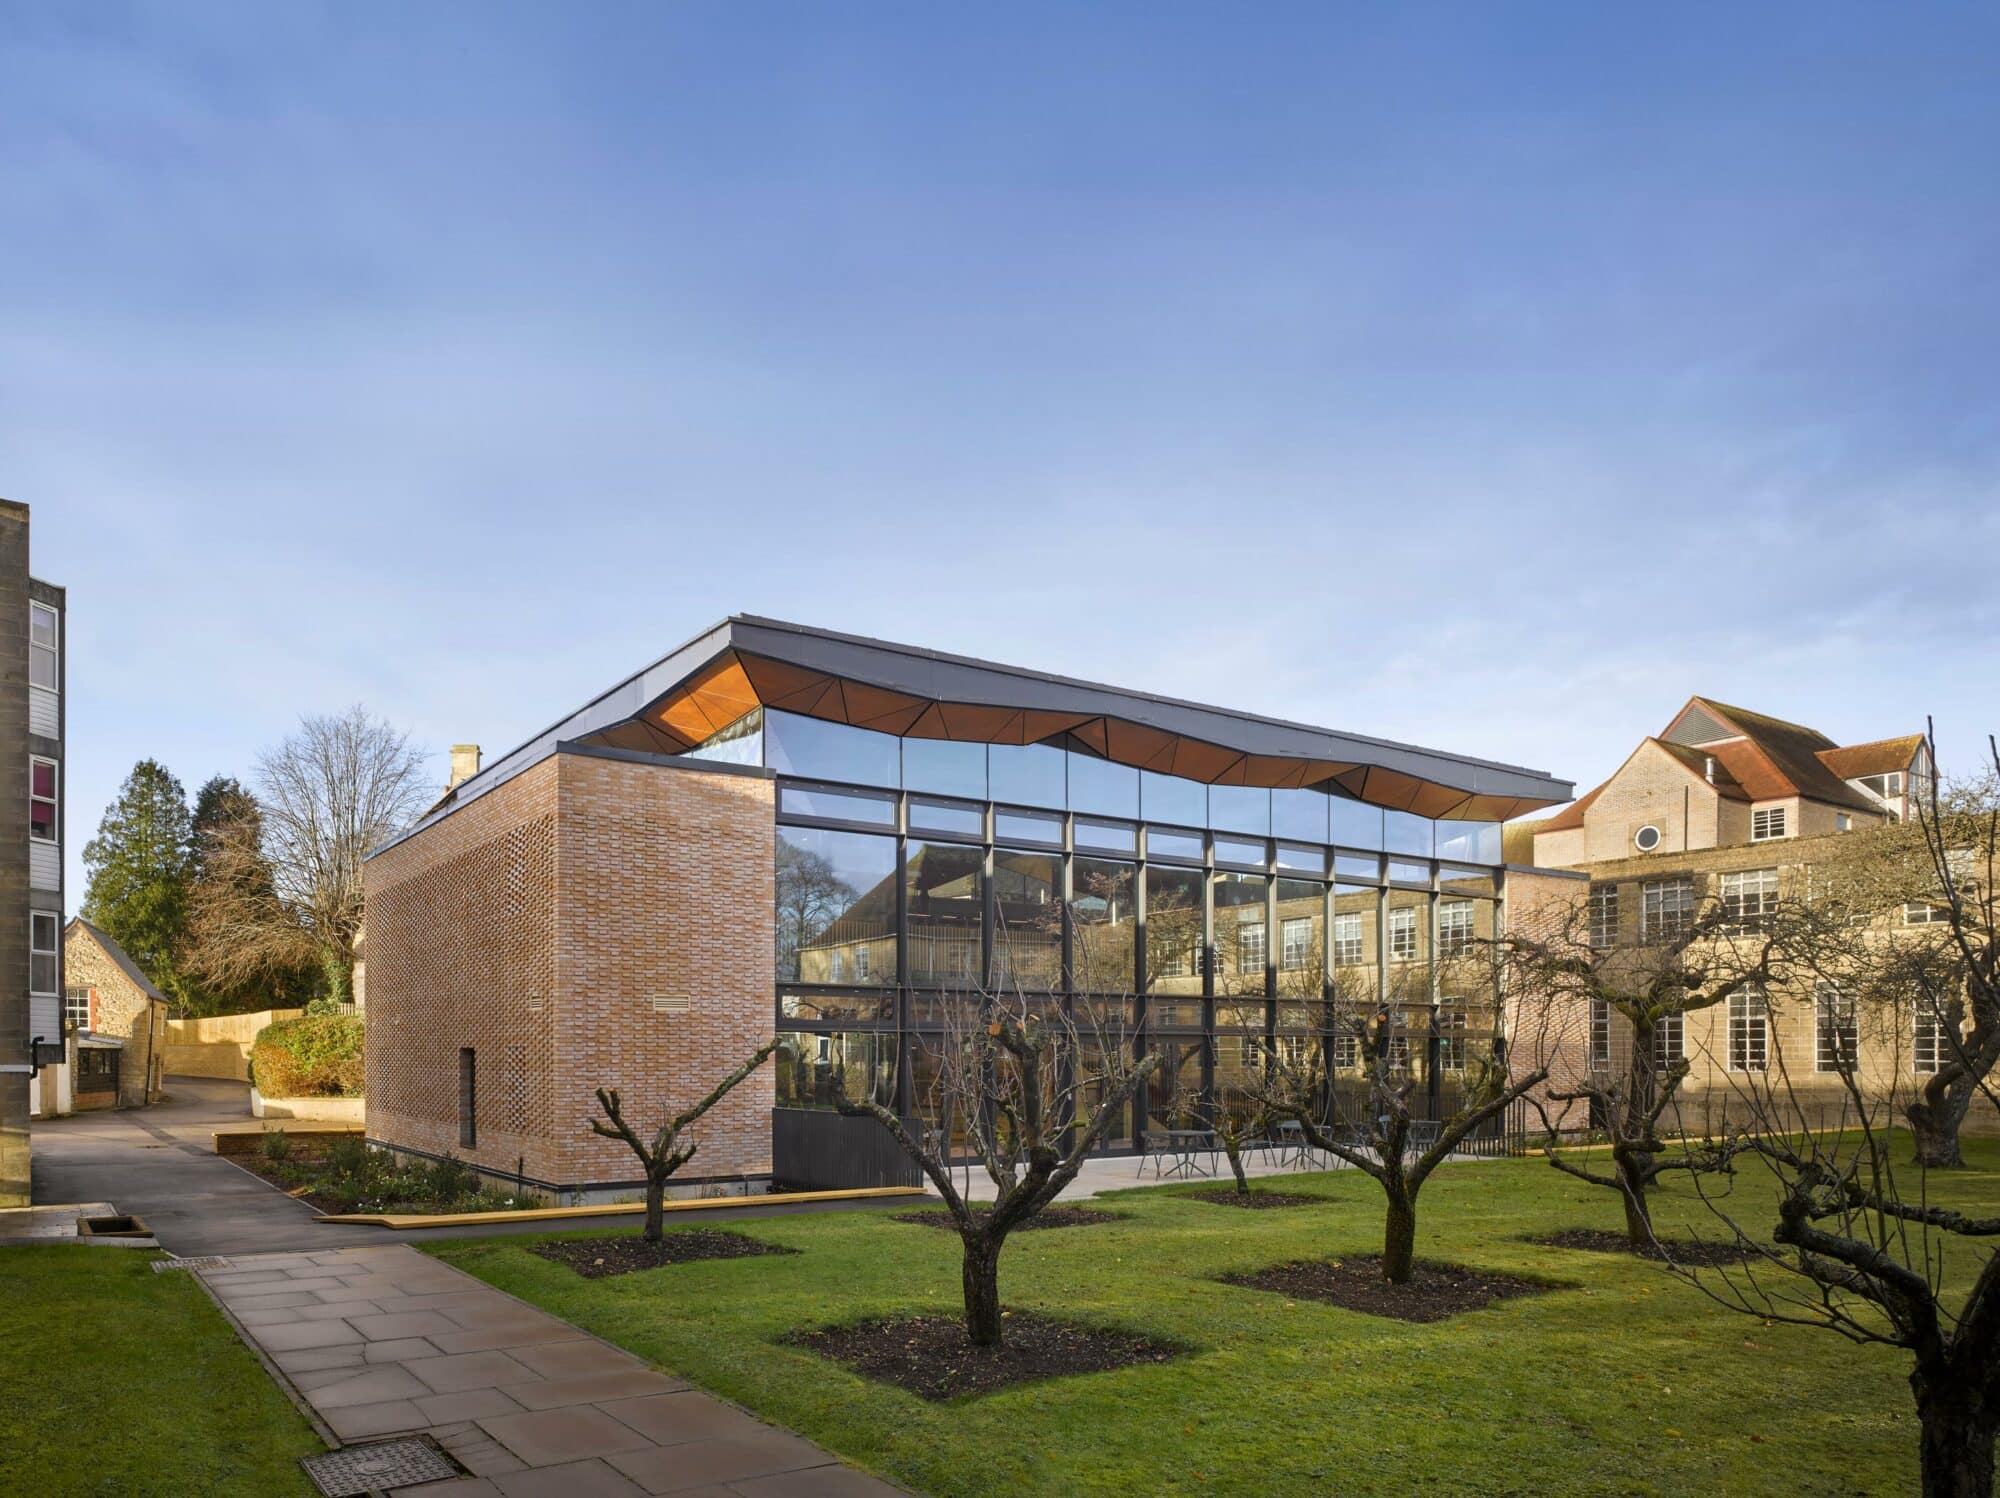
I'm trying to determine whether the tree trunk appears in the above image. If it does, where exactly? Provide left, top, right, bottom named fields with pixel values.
left=1224, top=1136, right=1249, bottom=1193
left=1913, top=1374, right=1995, bottom=1498
left=1616, top=1146, right=1654, bottom=1248
left=1382, top=1193, right=1417, bottom=1284
left=961, top=1234, right=1004, bottom=1348
left=643, top=1172, right=665, bottom=1243
left=1909, top=1097, right=1968, bottom=1170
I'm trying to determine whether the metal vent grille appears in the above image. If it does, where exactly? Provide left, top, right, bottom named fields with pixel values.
left=652, top=994, right=692, bottom=1015
left=1665, top=703, right=1734, bottom=747
left=301, top=1440, right=459, bottom=1496
left=152, top=1256, right=230, bottom=1273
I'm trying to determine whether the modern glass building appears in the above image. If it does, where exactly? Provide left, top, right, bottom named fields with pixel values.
left=366, top=617, right=1573, bottom=1193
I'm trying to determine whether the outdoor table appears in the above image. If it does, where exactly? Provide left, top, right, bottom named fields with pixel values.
left=1158, top=1128, right=1218, bottom=1179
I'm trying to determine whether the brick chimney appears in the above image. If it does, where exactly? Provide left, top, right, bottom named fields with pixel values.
left=448, top=744, right=482, bottom=791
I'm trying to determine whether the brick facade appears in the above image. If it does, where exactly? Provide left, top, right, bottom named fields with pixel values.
left=61, top=920, right=167, bottom=1108
left=364, top=750, right=776, bottom=1192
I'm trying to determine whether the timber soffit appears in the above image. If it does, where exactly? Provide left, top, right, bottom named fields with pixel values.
left=376, top=615, right=1575, bottom=855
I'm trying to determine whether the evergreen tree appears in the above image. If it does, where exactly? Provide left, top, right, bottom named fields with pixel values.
left=185, top=775, right=314, bottom=1011
left=82, top=760, right=196, bottom=1013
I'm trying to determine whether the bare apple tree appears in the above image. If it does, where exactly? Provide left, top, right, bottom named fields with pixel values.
left=589, top=1039, right=778, bottom=1242
left=836, top=987, right=1158, bottom=1348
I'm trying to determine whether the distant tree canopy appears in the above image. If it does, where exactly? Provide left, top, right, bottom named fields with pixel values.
left=184, top=774, right=317, bottom=1012
left=82, top=759, right=197, bottom=1013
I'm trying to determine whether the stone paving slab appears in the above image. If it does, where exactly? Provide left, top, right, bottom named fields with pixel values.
left=196, top=1243, right=901, bottom=1497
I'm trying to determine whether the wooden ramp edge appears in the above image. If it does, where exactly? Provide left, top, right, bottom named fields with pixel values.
left=315, top=1184, right=928, bottom=1229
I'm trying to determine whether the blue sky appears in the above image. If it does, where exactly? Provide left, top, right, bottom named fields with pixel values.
left=4, top=3, right=1996, bottom=894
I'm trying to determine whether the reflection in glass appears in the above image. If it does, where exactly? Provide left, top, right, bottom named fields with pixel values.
left=1076, top=1029, right=1135, bottom=1148
left=993, top=848, right=1061, bottom=992
left=1388, top=860, right=1430, bottom=886
left=1067, top=751, right=1139, bottom=818
left=1439, top=866, right=1499, bottom=900
left=1145, top=866, right=1205, bottom=996
left=1275, top=878, right=1324, bottom=995
left=1436, top=820, right=1502, bottom=866
left=988, top=742, right=1065, bottom=810
left=1213, top=835, right=1265, bottom=869
left=1146, top=827, right=1204, bottom=862
left=1385, top=809, right=1433, bottom=858
left=1140, top=771, right=1206, bottom=828
left=779, top=783, right=896, bottom=826
left=1208, top=783, right=1270, bottom=836
left=1212, top=871, right=1269, bottom=997
left=1386, top=889, right=1431, bottom=968
left=685, top=708, right=762, bottom=767
left=777, top=826, right=897, bottom=984
left=1331, top=796, right=1384, bottom=851
left=1071, top=858, right=1137, bottom=993
left=1144, top=1037, right=1206, bottom=1132
left=1272, top=787, right=1330, bottom=843
left=905, top=841, right=983, bottom=988
left=994, top=808, right=1062, bottom=846
left=1075, top=819, right=1137, bottom=854
left=1334, top=854, right=1382, bottom=883
left=764, top=709, right=900, bottom=788
left=1275, top=842, right=1322, bottom=873
left=908, top=798, right=983, bottom=838
left=902, top=737, right=986, bottom=799
left=781, top=992, right=894, bottom=1024
left=776, top=1031, right=898, bottom=1112
left=1332, top=885, right=1379, bottom=1003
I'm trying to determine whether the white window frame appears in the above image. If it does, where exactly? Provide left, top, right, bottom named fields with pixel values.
left=1653, top=1012, right=1683, bottom=1067
left=1332, top=1032, right=1361, bottom=1070
left=1904, top=901, right=1950, bottom=927
left=1279, top=916, right=1312, bottom=972
left=29, top=601, right=58, bottom=692
left=1436, top=900, right=1475, bottom=957
left=1589, top=883, right=1620, bottom=947
left=1236, top=918, right=1267, bottom=976
left=29, top=755, right=57, bottom=843
left=1914, top=999, right=1948, bottom=1075
left=1331, top=911, right=1364, bottom=966
left=827, top=949, right=844, bottom=982
left=1641, top=877, right=1694, bottom=942
left=852, top=945, right=869, bottom=981
left=1721, top=868, right=1779, bottom=934
left=1589, top=998, right=1612, bottom=1068
left=1434, top=1003, right=1468, bottom=1071
left=1387, top=905, right=1418, bottom=961
left=64, top=986, right=90, bottom=1030
left=1728, top=986, right=1769, bottom=1073
left=1751, top=806, right=1788, bottom=842
left=30, top=911, right=58, bottom=1001
left=1815, top=981, right=1857, bottom=1073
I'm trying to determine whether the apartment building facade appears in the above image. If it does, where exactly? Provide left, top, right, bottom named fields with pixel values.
left=1, top=501, right=65, bottom=1205
left=1527, top=695, right=1950, bottom=1128
left=365, top=616, right=1573, bottom=1197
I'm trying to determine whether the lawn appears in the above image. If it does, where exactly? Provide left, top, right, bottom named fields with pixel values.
left=0, top=1246, right=324, bottom=1497
left=425, top=1142, right=2000, bottom=1497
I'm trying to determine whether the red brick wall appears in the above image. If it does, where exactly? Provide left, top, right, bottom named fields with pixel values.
left=363, top=753, right=776, bottom=1190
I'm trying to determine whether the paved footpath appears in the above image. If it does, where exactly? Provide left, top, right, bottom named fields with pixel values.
left=200, top=1243, right=900, bottom=1497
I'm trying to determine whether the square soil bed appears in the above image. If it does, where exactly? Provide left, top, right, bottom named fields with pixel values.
left=1219, top=1255, right=1563, bottom=1323
left=1533, top=1228, right=1761, bottom=1267
left=786, top=1310, right=1186, bottom=1400
left=529, top=1229, right=797, bottom=1279
left=889, top=1206, right=1124, bottom=1232
left=1181, top=1187, right=1325, bottom=1210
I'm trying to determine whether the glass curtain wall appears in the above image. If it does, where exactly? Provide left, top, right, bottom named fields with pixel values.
left=761, top=709, right=1503, bottom=1154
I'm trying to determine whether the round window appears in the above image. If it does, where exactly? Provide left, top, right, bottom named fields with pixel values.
left=1634, top=824, right=1662, bottom=852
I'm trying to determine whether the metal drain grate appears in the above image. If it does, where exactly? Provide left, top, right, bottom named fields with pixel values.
left=301, top=1440, right=459, bottom=1496
left=152, top=1256, right=230, bottom=1273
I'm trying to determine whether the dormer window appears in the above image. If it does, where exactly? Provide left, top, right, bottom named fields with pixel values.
left=1751, top=806, right=1787, bottom=842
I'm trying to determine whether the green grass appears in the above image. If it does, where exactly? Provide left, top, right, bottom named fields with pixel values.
left=0, top=1246, right=323, bottom=1497
left=426, top=1141, right=2000, bottom=1497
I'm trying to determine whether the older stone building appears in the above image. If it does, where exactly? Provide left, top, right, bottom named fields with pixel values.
left=57, top=918, right=169, bottom=1111
left=365, top=616, right=1573, bottom=1198
left=1524, top=696, right=1963, bottom=1130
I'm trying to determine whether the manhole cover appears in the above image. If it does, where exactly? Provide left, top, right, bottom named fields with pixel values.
left=152, top=1256, right=230, bottom=1273
left=301, top=1439, right=459, bottom=1496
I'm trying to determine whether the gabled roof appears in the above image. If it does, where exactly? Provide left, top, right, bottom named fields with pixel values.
left=1535, top=736, right=1748, bottom=835
left=65, top=917, right=168, bottom=1004
left=1818, top=735, right=1926, bottom=781
left=1661, top=697, right=1887, bottom=815
left=389, top=616, right=1574, bottom=850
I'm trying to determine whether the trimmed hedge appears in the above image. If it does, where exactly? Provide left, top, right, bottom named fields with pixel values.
left=250, top=1013, right=364, bottom=1098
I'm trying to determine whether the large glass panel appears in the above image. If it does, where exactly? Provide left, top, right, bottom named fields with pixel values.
left=1385, top=809, right=1434, bottom=858
left=764, top=709, right=899, bottom=788
left=906, top=840, right=984, bottom=988
left=1208, top=783, right=1271, bottom=836
left=776, top=826, right=897, bottom=984
left=1141, top=771, right=1206, bottom=828
left=1436, top=819, right=1503, bottom=866
left=1075, top=819, right=1137, bottom=855
left=1275, top=877, right=1324, bottom=998
left=776, top=1031, right=898, bottom=1111
left=1076, top=1034, right=1136, bottom=1148
left=1332, top=885, right=1379, bottom=1004
left=1144, top=866, right=1205, bottom=998
left=906, top=1035, right=978, bottom=1155
left=1331, top=796, right=1384, bottom=851
left=1439, top=866, right=1499, bottom=900
left=1388, top=860, right=1431, bottom=886
left=994, top=808, right=1062, bottom=846
left=781, top=991, right=895, bottom=1024
left=1213, top=835, right=1265, bottom=869
left=1072, top=858, right=1138, bottom=993
left=902, top=737, right=986, bottom=799
left=778, top=783, right=896, bottom=826
left=992, top=848, right=1062, bottom=993
left=1272, top=787, right=1330, bottom=844
left=1385, top=888, right=1432, bottom=999
left=1275, top=842, right=1322, bottom=874
left=1144, top=1037, right=1206, bottom=1132
left=1067, top=751, right=1139, bottom=819
left=1146, top=827, right=1204, bottom=863
left=1214, top=1003, right=1270, bottom=1107
left=685, top=708, right=762, bottom=767
left=908, top=797, right=983, bottom=838
left=1212, top=871, right=1269, bottom=997
left=988, top=742, right=1066, bottom=809
left=1334, top=853, right=1382, bottom=883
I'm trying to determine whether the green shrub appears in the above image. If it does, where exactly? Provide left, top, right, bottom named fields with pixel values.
left=250, top=1013, right=364, bottom=1098
left=258, top=1129, right=293, bottom=1164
